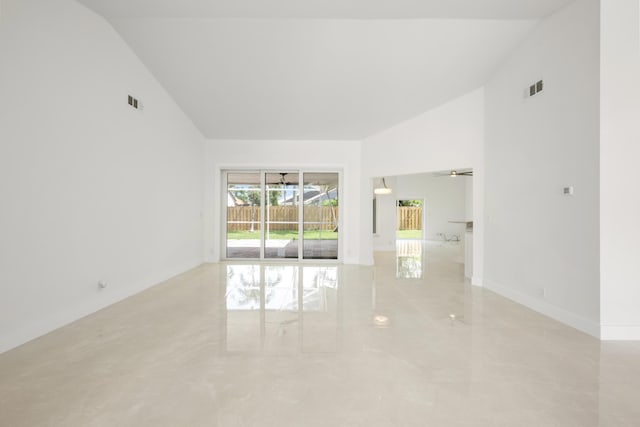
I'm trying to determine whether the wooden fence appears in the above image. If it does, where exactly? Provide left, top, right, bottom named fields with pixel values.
left=227, top=206, right=338, bottom=231
left=396, top=207, right=422, bottom=230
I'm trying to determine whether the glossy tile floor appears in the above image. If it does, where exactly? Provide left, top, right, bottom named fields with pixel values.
left=2, top=241, right=640, bottom=426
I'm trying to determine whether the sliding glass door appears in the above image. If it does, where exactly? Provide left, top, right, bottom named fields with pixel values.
left=265, top=172, right=299, bottom=259
left=303, top=173, right=339, bottom=259
left=224, top=170, right=339, bottom=260
left=226, top=172, right=261, bottom=259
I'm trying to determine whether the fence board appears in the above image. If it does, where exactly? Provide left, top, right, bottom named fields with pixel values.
left=227, top=206, right=338, bottom=231
left=396, top=207, right=422, bottom=230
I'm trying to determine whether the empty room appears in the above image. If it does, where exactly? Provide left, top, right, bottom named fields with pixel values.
left=1, top=0, right=639, bottom=425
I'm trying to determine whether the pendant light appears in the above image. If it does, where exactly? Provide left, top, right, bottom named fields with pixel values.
left=374, top=177, right=392, bottom=195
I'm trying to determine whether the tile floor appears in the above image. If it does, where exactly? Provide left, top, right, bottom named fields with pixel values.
left=1, top=241, right=640, bottom=426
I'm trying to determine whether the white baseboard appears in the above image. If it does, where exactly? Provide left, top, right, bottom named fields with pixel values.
left=471, top=276, right=483, bottom=287
left=0, top=257, right=203, bottom=354
left=484, top=279, right=600, bottom=339
left=600, top=324, right=640, bottom=340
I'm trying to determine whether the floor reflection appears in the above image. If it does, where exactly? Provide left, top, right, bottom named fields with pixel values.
left=5, top=245, right=640, bottom=426
left=395, top=240, right=424, bottom=279
left=225, top=265, right=339, bottom=353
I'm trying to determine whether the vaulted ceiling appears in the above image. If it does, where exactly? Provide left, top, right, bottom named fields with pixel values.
left=77, top=0, right=575, bottom=139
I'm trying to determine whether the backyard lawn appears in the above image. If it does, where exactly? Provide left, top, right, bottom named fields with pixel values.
left=396, top=230, right=423, bottom=239
left=227, top=230, right=338, bottom=240
left=228, top=229, right=418, bottom=240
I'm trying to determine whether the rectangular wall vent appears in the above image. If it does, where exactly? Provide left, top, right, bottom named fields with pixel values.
left=127, top=94, right=141, bottom=110
left=527, top=80, right=544, bottom=97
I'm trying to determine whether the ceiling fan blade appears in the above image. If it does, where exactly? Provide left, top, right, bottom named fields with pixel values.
left=433, top=170, right=473, bottom=177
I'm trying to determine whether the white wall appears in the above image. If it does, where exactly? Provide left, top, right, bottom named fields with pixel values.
left=0, top=0, right=205, bottom=353
left=600, top=0, right=640, bottom=340
left=484, top=0, right=600, bottom=337
left=362, top=88, right=483, bottom=178
left=360, top=88, right=484, bottom=275
left=372, top=176, right=398, bottom=251
left=465, top=177, right=473, bottom=221
left=204, top=139, right=362, bottom=264
left=373, top=173, right=468, bottom=251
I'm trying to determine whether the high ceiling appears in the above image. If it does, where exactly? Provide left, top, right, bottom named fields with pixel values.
left=77, top=0, right=575, bottom=139
left=76, top=0, right=575, bottom=19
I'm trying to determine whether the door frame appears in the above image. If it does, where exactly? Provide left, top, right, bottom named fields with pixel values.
left=222, top=169, right=343, bottom=262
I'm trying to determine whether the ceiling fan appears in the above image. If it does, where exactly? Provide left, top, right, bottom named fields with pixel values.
left=434, top=169, right=473, bottom=178
left=266, top=172, right=296, bottom=185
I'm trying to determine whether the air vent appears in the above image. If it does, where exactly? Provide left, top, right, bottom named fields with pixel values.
left=127, top=94, right=142, bottom=110
left=527, top=79, right=544, bottom=97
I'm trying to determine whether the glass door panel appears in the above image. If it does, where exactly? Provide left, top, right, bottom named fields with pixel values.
left=226, top=172, right=261, bottom=259
left=264, top=172, right=299, bottom=259
left=303, top=173, right=339, bottom=259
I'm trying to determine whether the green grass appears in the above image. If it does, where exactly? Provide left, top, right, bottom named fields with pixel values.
left=227, top=230, right=338, bottom=240
left=396, top=229, right=423, bottom=239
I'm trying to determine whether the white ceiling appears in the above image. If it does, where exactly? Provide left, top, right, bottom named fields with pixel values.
left=76, top=0, right=575, bottom=139
left=77, top=0, right=574, bottom=19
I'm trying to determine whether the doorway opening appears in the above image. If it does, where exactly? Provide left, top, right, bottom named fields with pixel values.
left=395, top=199, right=424, bottom=240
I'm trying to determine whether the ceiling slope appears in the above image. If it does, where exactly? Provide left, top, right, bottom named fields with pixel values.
left=75, top=0, right=573, bottom=139
left=78, top=0, right=574, bottom=19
